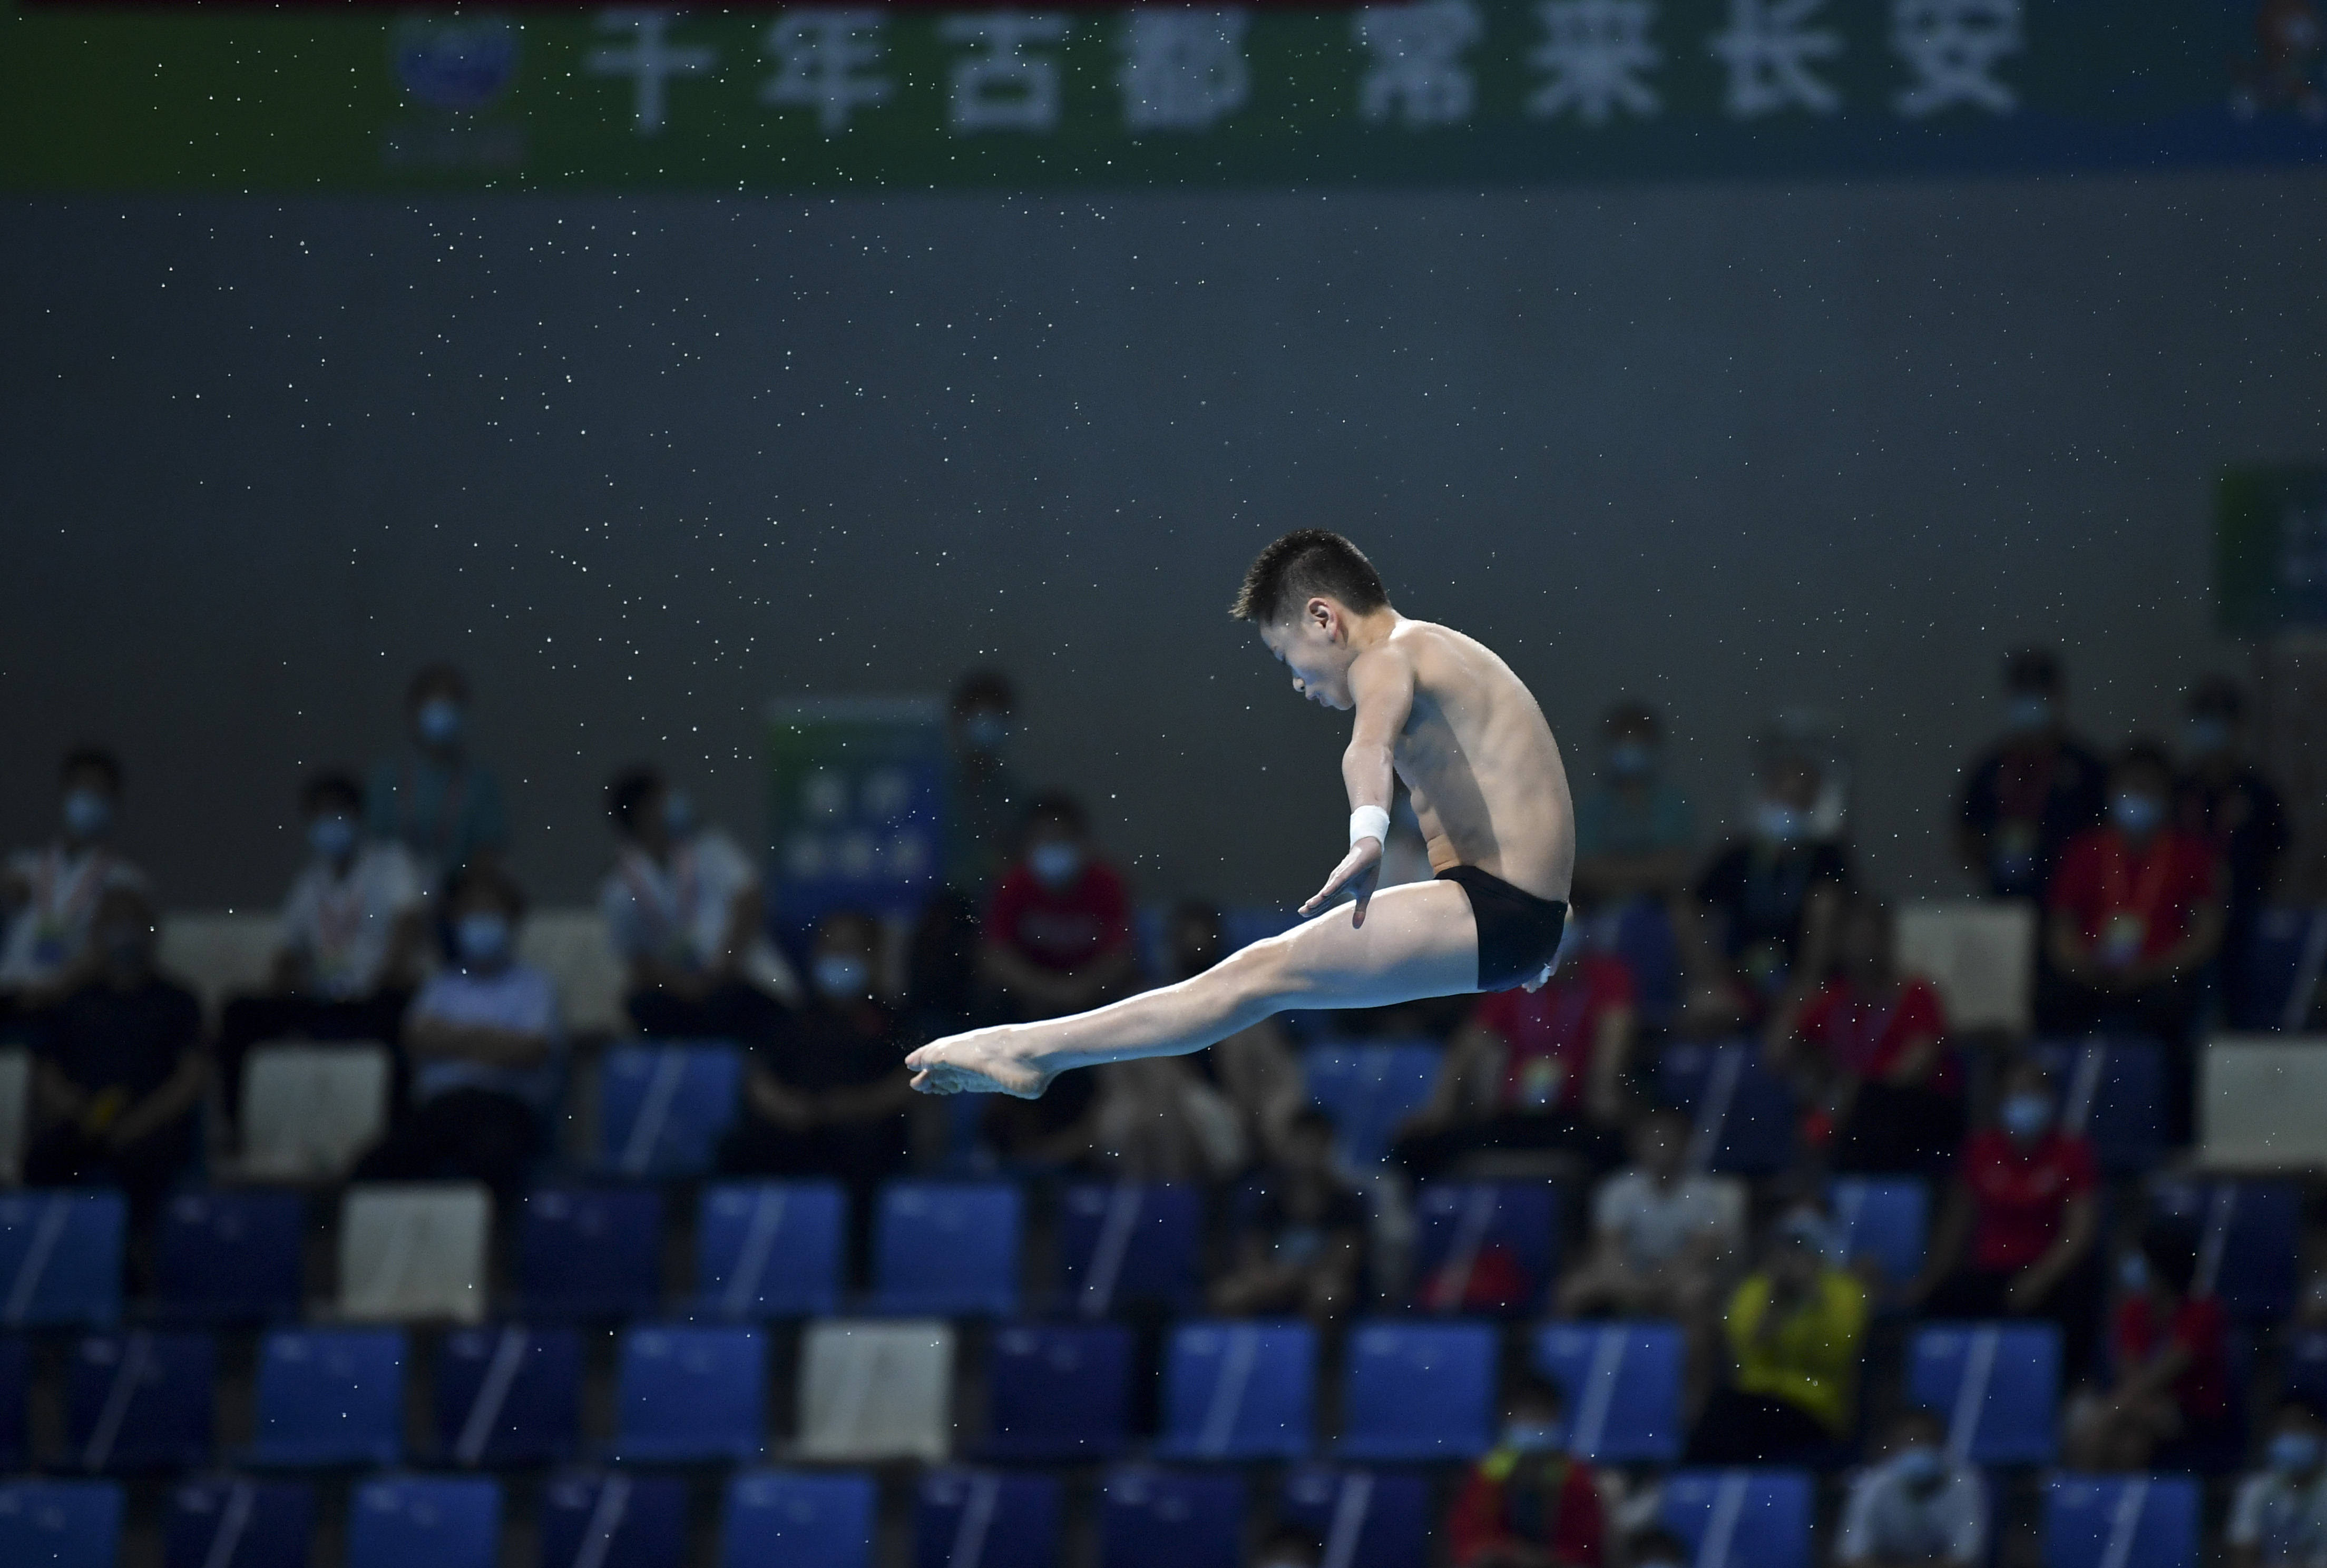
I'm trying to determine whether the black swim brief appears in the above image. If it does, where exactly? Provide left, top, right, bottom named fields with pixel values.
left=1436, top=865, right=1570, bottom=992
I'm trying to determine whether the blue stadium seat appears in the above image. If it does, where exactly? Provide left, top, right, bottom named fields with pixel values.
left=1828, top=1178, right=1929, bottom=1293
left=0, top=1335, right=24, bottom=1470
left=872, top=1181, right=1022, bottom=1317
left=597, top=1042, right=744, bottom=1178
left=67, top=1330, right=214, bottom=1472
left=696, top=1180, right=846, bottom=1318
left=157, top=1190, right=305, bottom=1322
left=914, top=1469, right=1062, bottom=1568
left=1058, top=1183, right=1204, bottom=1316
left=1159, top=1319, right=1315, bottom=1460
left=1609, top=897, right=1684, bottom=1031
left=614, top=1324, right=766, bottom=1463
left=2043, top=1474, right=2200, bottom=1568
left=164, top=1478, right=314, bottom=1568
left=347, top=1476, right=501, bottom=1568
left=983, top=1321, right=1133, bottom=1462
left=1304, top=1040, right=1442, bottom=1165
left=1338, top=1320, right=1498, bottom=1461
left=519, top=1187, right=664, bottom=1319
left=2152, top=1177, right=2301, bottom=1322
left=1412, top=1180, right=1559, bottom=1316
left=540, top=1473, right=688, bottom=1568
left=250, top=1327, right=405, bottom=1467
left=1280, top=1466, right=1431, bottom=1568
left=2285, top=1328, right=2327, bottom=1414
left=1907, top=1323, right=2060, bottom=1465
left=0, top=1479, right=124, bottom=1568
left=0, top=1190, right=124, bottom=1327
left=1657, top=1469, right=1815, bottom=1568
left=1100, top=1468, right=1245, bottom=1568
left=2037, top=1038, right=2165, bottom=1175
left=433, top=1325, right=582, bottom=1466
left=721, top=1470, right=875, bottom=1568
left=1532, top=1321, right=1685, bottom=1463
left=1658, top=1041, right=1798, bottom=1176
left=2232, top=906, right=2327, bottom=1032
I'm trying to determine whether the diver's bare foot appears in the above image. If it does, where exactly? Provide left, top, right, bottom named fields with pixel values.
left=905, top=1028, right=1054, bottom=1099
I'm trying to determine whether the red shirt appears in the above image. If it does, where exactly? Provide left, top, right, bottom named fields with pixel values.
left=2047, top=827, right=2221, bottom=963
left=2113, top=1292, right=2230, bottom=1424
left=1471, top=954, right=1634, bottom=1114
left=1794, top=976, right=1957, bottom=1093
left=983, top=859, right=1132, bottom=973
left=1449, top=1451, right=1605, bottom=1567
left=1962, top=1128, right=2098, bottom=1273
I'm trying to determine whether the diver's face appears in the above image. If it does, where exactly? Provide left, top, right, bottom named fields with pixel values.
left=1259, top=610, right=1352, bottom=711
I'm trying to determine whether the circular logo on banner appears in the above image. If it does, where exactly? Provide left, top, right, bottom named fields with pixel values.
left=392, top=17, right=521, bottom=112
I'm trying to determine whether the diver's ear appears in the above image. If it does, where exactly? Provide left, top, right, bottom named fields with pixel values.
left=1306, top=596, right=1337, bottom=639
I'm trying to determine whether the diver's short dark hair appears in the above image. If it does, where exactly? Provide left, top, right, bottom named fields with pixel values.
left=1231, top=530, right=1390, bottom=623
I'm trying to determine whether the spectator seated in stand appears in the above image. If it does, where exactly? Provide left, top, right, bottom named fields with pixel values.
left=1391, top=912, right=1633, bottom=1181
left=2066, top=1222, right=2235, bottom=1471
left=1, top=746, right=148, bottom=1027
left=1771, top=891, right=1962, bottom=1177
left=1687, top=1202, right=1868, bottom=1466
left=2230, top=1403, right=2327, bottom=1568
left=1680, top=754, right=1849, bottom=1039
left=1167, top=901, right=1303, bottom=1168
left=2176, top=677, right=2289, bottom=1027
left=944, top=668, right=1026, bottom=909
left=367, top=662, right=510, bottom=891
left=1836, top=1406, right=1989, bottom=1568
left=354, top=862, right=561, bottom=1201
left=217, top=771, right=425, bottom=1121
left=1210, top=1109, right=1367, bottom=1324
left=24, top=885, right=206, bottom=1223
left=1556, top=1105, right=1741, bottom=1323
left=1572, top=700, right=1698, bottom=910
left=1088, top=1053, right=1247, bottom=1185
left=1909, top=1055, right=2102, bottom=1377
left=1449, top=1371, right=1608, bottom=1568
left=1958, top=647, right=2108, bottom=904
left=601, top=764, right=795, bottom=1045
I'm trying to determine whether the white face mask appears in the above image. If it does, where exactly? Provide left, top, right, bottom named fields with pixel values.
left=813, top=953, right=869, bottom=1002
left=1029, top=840, right=1084, bottom=890
left=62, top=788, right=114, bottom=841
left=1754, top=800, right=1805, bottom=845
left=2000, top=1091, right=2052, bottom=1144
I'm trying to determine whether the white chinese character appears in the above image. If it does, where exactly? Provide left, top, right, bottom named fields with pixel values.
left=585, top=8, right=716, bottom=135
left=761, top=9, right=893, bottom=134
left=1708, top=0, right=1840, bottom=116
left=1892, top=0, right=2019, bottom=116
left=1528, top=0, right=1661, bottom=125
left=1119, top=9, right=1251, bottom=132
left=1352, top=0, right=1484, bottom=128
left=942, top=12, right=1071, bottom=134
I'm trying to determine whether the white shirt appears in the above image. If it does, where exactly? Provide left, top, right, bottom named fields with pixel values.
left=600, top=829, right=758, bottom=974
left=1837, top=1458, right=1987, bottom=1565
left=2230, top=1470, right=2327, bottom=1566
left=1591, top=1169, right=1739, bottom=1271
left=0, top=843, right=148, bottom=991
left=407, top=961, right=563, bottom=1111
left=279, top=843, right=423, bottom=1001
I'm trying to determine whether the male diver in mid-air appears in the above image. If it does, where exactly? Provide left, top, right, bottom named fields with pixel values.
left=906, top=528, right=1576, bottom=1100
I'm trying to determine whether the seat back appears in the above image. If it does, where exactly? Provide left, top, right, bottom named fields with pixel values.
left=1907, top=1322, right=2060, bottom=1465
left=1338, top=1320, right=1498, bottom=1461
left=614, top=1323, right=767, bottom=1463
left=596, top=1042, right=744, bottom=1178
left=164, top=1478, right=314, bottom=1568
left=519, top=1187, right=664, bottom=1319
left=1657, top=1469, right=1815, bottom=1568
left=696, top=1180, right=847, bottom=1318
left=2153, top=1177, right=2301, bottom=1322
left=1827, top=1178, right=1929, bottom=1294
left=1159, top=1319, right=1315, bottom=1461
left=720, top=1469, right=876, bottom=1568
left=157, top=1190, right=306, bottom=1322
left=1279, top=1467, right=1431, bottom=1568
left=872, top=1181, right=1023, bottom=1316
left=347, top=1476, right=501, bottom=1568
left=251, top=1326, right=405, bottom=1467
left=539, top=1473, right=687, bottom=1568
left=1100, top=1468, right=1245, bottom=1568
left=0, top=1190, right=124, bottom=1327
left=796, top=1318, right=954, bottom=1462
left=240, top=1043, right=391, bottom=1181
left=1058, top=1182, right=1204, bottom=1317
left=0, top=1050, right=27, bottom=1184
left=433, top=1325, right=582, bottom=1467
left=1412, top=1180, right=1559, bottom=1316
left=2231, top=907, right=2327, bottom=1032
left=1530, top=1320, right=1685, bottom=1463
left=2202, top=1035, right=2327, bottom=1170
left=1896, top=901, right=2036, bottom=1035
left=2042, top=1474, right=2200, bottom=1568
left=1658, top=1041, right=1797, bottom=1176
left=66, top=1330, right=213, bottom=1472
left=0, top=1479, right=124, bottom=1568
left=1303, top=1041, right=1442, bottom=1165
left=2036, top=1038, right=2165, bottom=1175
left=983, top=1321, right=1132, bottom=1462
left=517, top=908, right=625, bottom=1038
left=913, top=1469, right=1062, bottom=1568
left=338, top=1182, right=491, bottom=1324
left=157, top=912, right=278, bottom=1022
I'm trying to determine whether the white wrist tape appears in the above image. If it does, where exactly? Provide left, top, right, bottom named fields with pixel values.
left=1349, top=805, right=1391, bottom=848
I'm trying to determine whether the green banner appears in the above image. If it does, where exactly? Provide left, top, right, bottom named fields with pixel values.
left=2218, top=466, right=2327, bottom=634
left=3, top=1, right=2323, bottom=192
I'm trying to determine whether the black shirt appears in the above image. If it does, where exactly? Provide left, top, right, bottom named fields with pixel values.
left=43, top=976, right=202, bottom=1102
left=1695, top=840, right=1851, bottom=993
left=1249, top=1180, right=1368, bottom=1268
left=1959, top=737, right=2108, bottom=899
left=756, top=998, right=907, bottom=1095
left=2177, top=767, right=2289, bottom=917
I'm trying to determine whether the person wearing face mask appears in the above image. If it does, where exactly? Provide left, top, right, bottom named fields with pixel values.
left=1681, top=755, right=1849, bottom=1041
left=1958, top=648, right=2107, bottom=902
left=351, top=863, right=561, bottom=1202
left=23, top=885, right=206, bottom=1227
left=1447, top=1372, right=1607, bottom=1567
left=2174, top=678, right=2290, bottom=1027
left=944, top=669, right=1025, bottom=905
left=1573, top=701, right=1697, bottom=908
left=1687, top=1203, right=1868, bottom=1466
left=1210, top=1109, right=1370, bottom=1323
left=1, top=746, right=149, bottom=1021
left=1835, top=1407, right=1988, bottom=1568
left=1910, top=1057, right=2102, bottom=1376
left=1170, top=902, right=1305, bottom=1165
left=366, top=663, right=510, bottom=891
left=2066, top=1222, right=2232, bottom=1472
left=2230, top=1403, right=2327, bottom=1568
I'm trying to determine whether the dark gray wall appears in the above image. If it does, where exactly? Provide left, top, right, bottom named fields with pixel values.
left=4, top=174, right=2322, bottom=911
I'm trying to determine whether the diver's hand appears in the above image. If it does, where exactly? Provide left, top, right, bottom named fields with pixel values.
left=1301, top=836, right=1384, bottom=925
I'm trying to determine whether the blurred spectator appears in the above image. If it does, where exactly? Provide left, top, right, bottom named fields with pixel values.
left=1210, top=1109, right=1367, bottom=1322
left=1835, top=1406, right=1988, bottom=1568
left=1572, top=700, right=1696, bottom=906
left=1911, top=1057, right=2101, bottom=1374
left=1254, top=1525, right=1324, bottom=1568
left=2067, top=1223, right=2233, bottom=1471
left=1167, top=901, right=1304, bottom=1163
left=1, top=746, right=148, bottom=1017
left=24, top=886, right=204, bottom=1222
left=354, top=863, right=559, bottom=1201
left=216, top=771, right=425, bottom=1121
left=945, top=669, right=1024, bottom=904
left=1687, top=1203, right=1867, bottom=1466
left=1772, top=892, right=1962, bottom=1176
left=1681, top=755, right=1848, bottom=1036
left=2230, top=1403, right=2327, bottom=1568
left=1448, top=1370, right=1608, bottom=1567
left=1624, top=1529, right=1692, bottom=1568
left=1088, top=1054, right=1246, bottom=1184
left=1392, top=916, right=1632, bottom=1180
left=2177, top=677, right=2289, bottom=1019
left=601, top=764, right=796, bottom=1044
left=367, top=662, right=509, bottom=889
left=1958, top=648, right=2107, bottom=901
left=1557, top=1106, right=1740, bottom=1321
